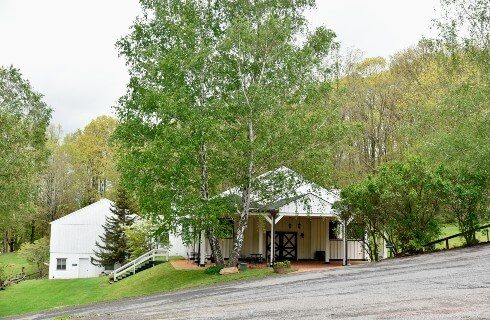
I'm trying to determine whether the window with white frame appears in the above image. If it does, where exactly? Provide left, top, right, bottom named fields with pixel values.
left=56, top=258, right=67, bottom=270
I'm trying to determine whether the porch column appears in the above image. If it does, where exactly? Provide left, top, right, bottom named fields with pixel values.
left=269, top=214, right=275, bottom=266
left=199, top=230, right=206, bottom=267
left=363, top=232, right=368, bottom=261
left=269, top=209, right=277, bottom=266
left=258, top=222, right=264, bottom=256
left=342, top=219, right=348, bottom=266
left=310, top=219, right=315, bottom=260
left=325, top=219, right=330, bottom=263
left=382, top=233, right=388, bottom=259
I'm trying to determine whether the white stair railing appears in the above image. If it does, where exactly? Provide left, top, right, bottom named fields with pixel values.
left=112, top=248, right=169, bottom=282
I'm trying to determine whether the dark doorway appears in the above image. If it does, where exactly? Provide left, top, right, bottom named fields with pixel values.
left=266, top=231, right=297, bottom=261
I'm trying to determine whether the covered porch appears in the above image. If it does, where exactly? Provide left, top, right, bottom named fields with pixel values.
left=240, top=215, right=367, bottom=265
left=189, top=167, right=368, bottom=267
left=188, top=213, right=369, bottom=266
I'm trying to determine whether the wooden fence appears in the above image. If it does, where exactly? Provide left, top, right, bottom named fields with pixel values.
left=1, top=270, right=43, bottom=289
left=423, top=223, right=490, bottom=250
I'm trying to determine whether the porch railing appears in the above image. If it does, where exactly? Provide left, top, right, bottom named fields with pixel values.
left=422, top=223, right=490, bottom=251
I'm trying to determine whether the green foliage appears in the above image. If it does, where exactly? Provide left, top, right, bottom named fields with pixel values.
left=0, top=264, right=6, bottom=288
left=273, top=260, right=291, bottom=269
left=18, top=237, right=49, bottom=277
left=64, top=116, right=118, bottom=207
left=340, top=157, right=446, bottom=256
left=332, top=2, right=489, bottom=257
left=272, top=260, right=291, bottom=273
left=23, top=116, right=120, bottom=244
left=442, top=169, right=488, bottom=245
left=124, top=220, right=161, bottom=260
left=94, top=188, right=136, bottom=267
left=0, top=252, right=37, bottom=277
left=0, top=66, right=51, bottom=251
left=341, top=155, right=489, bottom=256
left=204, top=265, right=223, bottom=275
left=336, top=177, right=383, bottom=260
left=377, top=158, right=444, bottom=252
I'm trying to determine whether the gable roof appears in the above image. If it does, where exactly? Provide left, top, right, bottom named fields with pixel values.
left=50, top=198, right=114, bottom=226
left=221, top=166, right=340, bottom=216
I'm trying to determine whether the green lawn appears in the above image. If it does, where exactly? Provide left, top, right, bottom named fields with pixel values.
left=0, top=252, right=37, bottom=278
left=0, top=262, right=273, bottom=317
left=436, top=224, right=490, bottom=249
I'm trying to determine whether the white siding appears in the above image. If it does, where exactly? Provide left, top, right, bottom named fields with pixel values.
left=50, top=224, right=104, bottom=254
left=49, top=253, right=104, bottom=279
left=168, top=233, right=189, bottom=258
left=329, top=240, right=365, bottom=260
left=49, top=199, right=114, bottom=279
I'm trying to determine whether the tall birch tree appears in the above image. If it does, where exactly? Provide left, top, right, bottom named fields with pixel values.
left=217, top=0, right=336, bottom=265
left=115, top=0, right=337, bottom=266
left=115, top=0, right=231, bottom=265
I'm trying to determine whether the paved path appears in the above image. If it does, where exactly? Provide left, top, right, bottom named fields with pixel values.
left=15, top=244, right=490, bottom=320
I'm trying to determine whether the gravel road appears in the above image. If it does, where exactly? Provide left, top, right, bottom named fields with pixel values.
left=13, top=244, right=490, bottom=320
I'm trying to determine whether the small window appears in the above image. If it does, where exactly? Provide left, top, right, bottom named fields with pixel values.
left=57, top=258, right=67, bottom=270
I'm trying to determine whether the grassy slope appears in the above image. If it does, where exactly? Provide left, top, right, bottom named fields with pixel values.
left=0, top=262, right=273, bottom=317
left=0, top=252, right=37, bottom=277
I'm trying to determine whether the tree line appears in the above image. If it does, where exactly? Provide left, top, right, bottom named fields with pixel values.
left=0, top=110, right=117, bottom=252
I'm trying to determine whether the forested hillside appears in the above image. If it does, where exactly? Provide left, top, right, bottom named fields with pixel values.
left=0, top=0, right=487, bottom=266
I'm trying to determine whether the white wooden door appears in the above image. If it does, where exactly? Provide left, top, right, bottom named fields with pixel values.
left=78, top=258, right=90, bottom=278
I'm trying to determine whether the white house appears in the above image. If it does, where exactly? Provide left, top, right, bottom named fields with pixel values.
left=49, top=199, right=114, bottom=279
left=189, top=167, right=368, bottom=266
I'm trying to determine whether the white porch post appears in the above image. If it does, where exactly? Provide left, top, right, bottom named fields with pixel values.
left=325, top=219, right=330, bottom=263
left=363, top=232, right=368, bottom=261
left=342, top=219, right=348, bottom=266
left=310, top=219, right=315, bottom=260
left=382, top=234, right=388, bottom=259
left=258, top=222, right=264, bottom=256
left=199, top=230, right=206, bottom=267
left=270, top=213, right=276, bottom=266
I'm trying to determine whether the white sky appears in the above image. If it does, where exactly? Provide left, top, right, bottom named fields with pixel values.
left=0, top=0, right=440, bottom=134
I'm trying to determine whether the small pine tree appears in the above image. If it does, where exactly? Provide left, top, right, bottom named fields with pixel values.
left=93, top=188, right=136, bottom=268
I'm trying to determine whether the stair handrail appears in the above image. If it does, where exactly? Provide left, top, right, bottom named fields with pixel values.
left=112, top=248, right=168, bottom=281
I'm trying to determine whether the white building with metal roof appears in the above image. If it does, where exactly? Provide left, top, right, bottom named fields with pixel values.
left=48, top=198, right=114, bottom=279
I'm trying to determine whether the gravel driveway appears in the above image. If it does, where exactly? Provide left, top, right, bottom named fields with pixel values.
left=13, top=244, right=490, bottom=320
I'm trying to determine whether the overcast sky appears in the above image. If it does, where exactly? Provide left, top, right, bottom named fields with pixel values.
left=0, top=0, right=440, bottom=134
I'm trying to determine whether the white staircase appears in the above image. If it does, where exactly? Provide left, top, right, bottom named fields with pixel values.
left=112, top=248, right=169, bottom=282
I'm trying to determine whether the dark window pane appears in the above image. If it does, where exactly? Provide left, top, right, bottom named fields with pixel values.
left=57, top=258, right=67, bottom=270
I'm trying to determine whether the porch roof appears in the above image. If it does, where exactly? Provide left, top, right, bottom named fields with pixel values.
left=221, top=167, right=340, bottom=218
